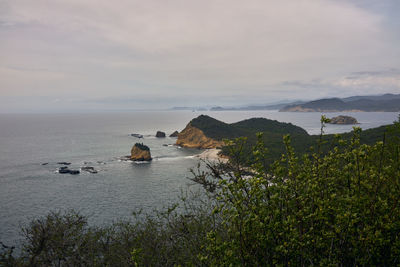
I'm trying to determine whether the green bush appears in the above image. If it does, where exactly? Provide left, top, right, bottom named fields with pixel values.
left=193, top=116, right=400, bottom=266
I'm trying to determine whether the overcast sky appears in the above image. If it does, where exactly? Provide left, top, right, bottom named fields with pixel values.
left=0, top=0, right=399, bottom=112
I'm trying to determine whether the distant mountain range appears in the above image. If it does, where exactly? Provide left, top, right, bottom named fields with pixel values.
left=170, top=93, right=400, bottom=112
left=280, top=93, right=400, bottom=112
left=210, top=101, right=305, bottom=111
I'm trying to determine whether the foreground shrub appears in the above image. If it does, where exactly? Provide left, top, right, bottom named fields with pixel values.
left=193, top=117, right=400, bottom=266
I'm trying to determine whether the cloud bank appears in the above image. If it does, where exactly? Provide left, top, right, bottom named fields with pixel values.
left=0, top=0, right=399, bottom=111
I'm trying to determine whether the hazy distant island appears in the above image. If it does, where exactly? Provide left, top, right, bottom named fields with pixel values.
left=172, top=93, right=400, bottom=112
left=279, top=93, right=400, bottom=112
left=209, top=101, right=305, bottom=111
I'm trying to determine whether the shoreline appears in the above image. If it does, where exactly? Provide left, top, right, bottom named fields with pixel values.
left=195, top=148, right=228, bottom=163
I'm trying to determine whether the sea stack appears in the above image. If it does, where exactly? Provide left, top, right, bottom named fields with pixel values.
left=130, top=143, right=152, bottom=161
left=329, top=115, right=358, bottom=125
left=156, top=131, right=166, bottom=138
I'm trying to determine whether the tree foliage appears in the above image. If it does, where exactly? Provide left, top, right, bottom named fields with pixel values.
left=194, top=116, right=400, bottom=266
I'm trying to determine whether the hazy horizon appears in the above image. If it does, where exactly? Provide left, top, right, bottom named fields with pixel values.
left=1, top=0, right=399, bottom=112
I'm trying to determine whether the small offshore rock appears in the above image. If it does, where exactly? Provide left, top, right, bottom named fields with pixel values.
left=329, top=115, right=358, bottom=125
left=156, top=131, right=166, bottom=138
left=58, top=167, right=70, bottom=174
left=131, top=143, right=152, bottom=161
left=57, top=162, right=71, bottom=165
left=169, top=131, right=179, bottom=137
left=58, top=166, right=80, bottom=175
left=41, top=163, right=49, bottom=166
left=81, top=166, right=98, bottom=174
left=131, top=133, right=143, bottom=138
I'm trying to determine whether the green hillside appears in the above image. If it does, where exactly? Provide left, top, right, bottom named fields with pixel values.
left=189, top=115, right=308, bottom=140
left=189, top=115, right=394, bottom=166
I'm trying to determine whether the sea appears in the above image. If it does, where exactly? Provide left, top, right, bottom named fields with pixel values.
left=0, top=110, right=398, bottom=247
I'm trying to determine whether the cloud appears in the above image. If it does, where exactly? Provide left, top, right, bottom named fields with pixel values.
left=0, top=0, right=399, bottom=110
left=337, top=69, right=400, bottom=90
left=281, top=68, right=400, bottom=99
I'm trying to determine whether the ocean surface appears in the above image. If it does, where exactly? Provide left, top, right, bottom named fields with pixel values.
left=0, top=110, right=398, bottom=247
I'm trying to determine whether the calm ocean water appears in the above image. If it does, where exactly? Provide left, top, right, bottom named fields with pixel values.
left=0, top=110, right=398, bottom=246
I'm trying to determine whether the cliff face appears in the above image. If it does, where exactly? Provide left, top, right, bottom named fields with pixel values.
left=131, top=144, right=152, bottom=161
left=176, top=124, right=224, bottom=149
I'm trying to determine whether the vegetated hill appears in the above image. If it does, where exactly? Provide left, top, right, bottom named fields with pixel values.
left=181, top=115, right=311, bottom=164
left=189, top=115, right=244, bottom=140
left=182, top=114, right=395, bottom=166
left=283, top=98, right=347, bottom=112
left=342, top=93, right=400, bottom=102
left=189, top=115, right=307, bottom=141
left=280, top=94, right=400, bottom=112
left=231, top=118, right=308, bottom=135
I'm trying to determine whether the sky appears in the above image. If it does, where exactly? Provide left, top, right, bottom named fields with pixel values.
left=0, top=0, right=399, bottom=112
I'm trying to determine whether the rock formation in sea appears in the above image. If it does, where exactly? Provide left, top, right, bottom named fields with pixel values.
left=58, top=166, right=80, bottom=175
left=131, top=133, right=143, bottom=138
left=328, top=115, right=358, bottom=125
left=131, top=143, right=152, bottom=161
left=169, top=131, right=179, bottom=137
left=156, top=131, right=166, bottom=138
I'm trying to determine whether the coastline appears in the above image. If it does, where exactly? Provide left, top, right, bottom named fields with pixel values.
left=195, top=148, right=228, bottom=163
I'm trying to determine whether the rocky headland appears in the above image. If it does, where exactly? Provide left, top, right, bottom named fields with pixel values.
left=176, top=124, right=224, bottom=149
left=131, top=143, right=152, bottom=161
left=176, top=115, right=308, bottom=150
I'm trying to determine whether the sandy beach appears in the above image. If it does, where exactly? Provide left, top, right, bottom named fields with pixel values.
left=195, top=148, right=228, bottom=163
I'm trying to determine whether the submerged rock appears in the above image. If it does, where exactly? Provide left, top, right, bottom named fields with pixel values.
left=329, top=115, right=358, bottom=125
left=58, top=166, right=70, bottom=173
left=169, top=131, right=179, bottom=137
left=156, top=131, right=166, bottom=138
left=57, top=162, right=71, bottom=165
left=81, top=166, right=98, bottom=174
left=58, top=166, right=80, bottom=175
left=131, top=143, right=152, bottom=161
left=131, top=133, right=143, bottom=138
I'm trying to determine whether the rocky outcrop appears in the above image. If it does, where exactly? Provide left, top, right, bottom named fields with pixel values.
left=329, top=115, right=358, bottom=125
left=131, top=133, right=143, bottom=138
left=131, top=143, right=152, bottom=161
left=156, top=131, right=166, bottom=138
left=169, top=131, right=179, bottom=137
left=81, top=166, right=98, bottom=174
left=58, top=166, right=80, bottom=175
left=176, top=124, right=224, bottom=149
